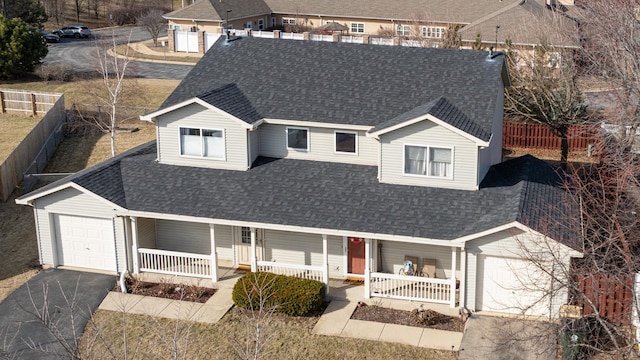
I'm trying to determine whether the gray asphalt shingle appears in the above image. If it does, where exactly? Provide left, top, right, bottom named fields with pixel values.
left=161, top=37, right=506, bottom=138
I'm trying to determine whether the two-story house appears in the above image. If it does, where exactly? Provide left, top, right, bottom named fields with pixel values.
left=16, top=38, right=581, bottom=318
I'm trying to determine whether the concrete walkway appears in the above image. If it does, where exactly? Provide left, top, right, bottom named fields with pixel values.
left=312, top=300, right=463, bottom=351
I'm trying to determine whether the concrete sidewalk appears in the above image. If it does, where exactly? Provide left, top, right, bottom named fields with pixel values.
left=312, top=299, right=463, bottom=351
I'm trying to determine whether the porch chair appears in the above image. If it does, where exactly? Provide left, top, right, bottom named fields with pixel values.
left=403, top=255, right=419, bottom=275
left=420, top=258, right=436, bottom=278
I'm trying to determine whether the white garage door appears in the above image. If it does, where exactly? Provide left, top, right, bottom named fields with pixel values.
left=54, top=214, right=117, bottom=272
left=477, top=255, right=550, bottom=317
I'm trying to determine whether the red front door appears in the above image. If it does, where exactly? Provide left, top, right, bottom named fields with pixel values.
left=347, top=237, right=365, bottom=275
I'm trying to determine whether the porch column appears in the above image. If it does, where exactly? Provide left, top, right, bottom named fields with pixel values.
left=364, top=238, right=371, bottom=298
left=209, top=224, right=218, bottom=282
left=250, top=227, right=257, bottom=272
left=131, top=217, right=139, bottom=274
left=450, top=247, right=457, bottom=308
left=459, top=247, right=467, bottom=309
left=322, top=234, right=329, bottom=294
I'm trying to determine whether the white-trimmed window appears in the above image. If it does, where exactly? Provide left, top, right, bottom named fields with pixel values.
left=286, top=127, right=309, bottom=151
left=397, top=25, right=411, bottom=36
left=351, top=22, right=364, bottom=33
left=180, top=127, right=225, bottom=159
left=282, top=17, right=296, bottom=25
left=422, top=26, right=445, bottom=39
left=404, top=145, right=453, bottom=178
left=335, top=131, right=357, bottom=154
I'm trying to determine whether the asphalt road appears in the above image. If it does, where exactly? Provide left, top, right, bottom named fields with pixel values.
left=44, top=26, right=192, bottom=80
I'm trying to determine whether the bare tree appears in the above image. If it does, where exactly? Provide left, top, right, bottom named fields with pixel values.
left=93, top=30, right=134, bottom=157
left=578, top=0, right=640, bottom=129
left=504, top=41, right=588, bottom=167
left=136, top=8, right=166, bottom=47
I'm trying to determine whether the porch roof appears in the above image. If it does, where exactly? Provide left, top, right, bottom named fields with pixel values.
left=30, top=141, right=578, bottom=250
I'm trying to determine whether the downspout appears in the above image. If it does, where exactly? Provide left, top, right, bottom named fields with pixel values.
left=119, top=270, right=128, bottom=293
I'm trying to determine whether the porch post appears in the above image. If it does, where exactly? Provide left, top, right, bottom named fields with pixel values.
left=322, top=234, right=329, bottom=294
left=131, top=217, right=139, bottom=274
left=450, top=246, right=457, bottom=308
left=250, top=227, right=257, bottom=272
left=364, top=238, right=371, bottom=299
left=459, top=247, right=466, bottom=310
left=209, top=224, right=218, bottom=282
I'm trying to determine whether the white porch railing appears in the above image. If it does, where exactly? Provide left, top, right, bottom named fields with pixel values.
left=370, top=272, right=451, bottom=304
left=138, top=248, right=211, bottom=278
left=257, top=261, right=324, bottom=282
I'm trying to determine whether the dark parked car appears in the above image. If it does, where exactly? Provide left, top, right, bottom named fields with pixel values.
left=52, top=25, right=92, bottom=38
left=38, top=30, right=60, bottom=43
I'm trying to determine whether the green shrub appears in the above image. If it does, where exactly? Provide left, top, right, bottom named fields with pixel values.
left=232, top=272, right=325, bottom=316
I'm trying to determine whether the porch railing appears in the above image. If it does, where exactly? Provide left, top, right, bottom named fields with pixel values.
left=369, top=272, right=451, bottom=304
left=138, top=248, right=211, bottom=278
left=257, top=261, right=324, bottom=282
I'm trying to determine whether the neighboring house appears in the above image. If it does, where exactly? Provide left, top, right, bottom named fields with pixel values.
left=16, top=38, right=581, bottom=318
left=164, top=0, right=578, bottom=54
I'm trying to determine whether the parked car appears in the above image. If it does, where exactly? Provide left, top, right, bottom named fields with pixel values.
left=52, top=25, right=92, bottom=38
left=38, top=30, right=60, bottom=43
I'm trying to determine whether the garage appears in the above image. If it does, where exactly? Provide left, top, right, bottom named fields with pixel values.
left=54, top=214, right=117, bottom=272
left=476, top=255, right=551, bottom=317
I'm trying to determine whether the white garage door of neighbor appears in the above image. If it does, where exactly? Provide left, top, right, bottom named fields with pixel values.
left=54, top=214, right=117, bottom=272
left=477, top=255, right=550, bottom=317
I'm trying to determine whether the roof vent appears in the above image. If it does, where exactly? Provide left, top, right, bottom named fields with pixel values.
left=489, top=46, right=494, bottom=56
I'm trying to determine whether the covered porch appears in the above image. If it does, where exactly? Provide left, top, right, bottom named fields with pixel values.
left=125, top=216, right=465, bottom=308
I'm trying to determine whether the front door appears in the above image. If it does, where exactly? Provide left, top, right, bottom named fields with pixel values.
left=347, top=237, right=365, bottom=275
left=236, top=227, right=262, bottom=265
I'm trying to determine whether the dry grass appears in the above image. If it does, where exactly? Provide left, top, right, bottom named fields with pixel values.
left=82, top=308, right=456, bottom=359
left=0, top=114, right=42, bottom=162
left=116, top=43, right=201, bottom=64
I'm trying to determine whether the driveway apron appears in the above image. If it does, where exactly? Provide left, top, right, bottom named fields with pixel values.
left=0, top=269, right=114, bottom=359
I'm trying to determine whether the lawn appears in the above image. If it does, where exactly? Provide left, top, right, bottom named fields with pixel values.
left=81, top=308, right=456, bottom=359
left=0, top=114, right=42, bottom=162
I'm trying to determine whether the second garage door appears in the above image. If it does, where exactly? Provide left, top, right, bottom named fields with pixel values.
left=54, top=214, right=117, bottom=272
left=476, top=255, right=551, bottom=317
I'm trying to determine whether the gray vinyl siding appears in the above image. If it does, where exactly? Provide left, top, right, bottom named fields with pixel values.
left=214, top=224, right=233, bottom=261
left=464, top=252, right=477, bottom=310
left=249, top=129, right=259, bottom=165
left=33, top=187, right=125, bottom=272
left=258, top=124, right=378, bottom=165
left=156, top=220, right=210, bottom=254
left=378, top=120, right=479, bottom=190
left=262, top=230, right=343, bottom=277
left=136, top=218, right=156, bottom=248
left=156, top=103, right=248, bottom=170
left=378, top=241, right=459, bottom=280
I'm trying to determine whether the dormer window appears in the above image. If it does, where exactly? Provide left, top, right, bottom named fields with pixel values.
left=335, top=131, right=357, bottom=154
left=180, top=127, right=225, bottom=160
left=404, top=144, right=453, bottom=178
left=286, top=127, right=309, bottom=151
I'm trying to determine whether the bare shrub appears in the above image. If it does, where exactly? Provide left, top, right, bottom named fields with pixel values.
left=35, top=63, right=73, bottom=82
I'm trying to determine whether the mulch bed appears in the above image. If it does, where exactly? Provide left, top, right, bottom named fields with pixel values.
left=351, top=305, right=465, bottom=332
left=112, top=278, right=217, bottom=303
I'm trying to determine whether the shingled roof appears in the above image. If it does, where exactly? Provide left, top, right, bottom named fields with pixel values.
left=20, top=142, right=578, bottom=250
left=160, top=37, right=506, bottom=138
left=164, top=0, right=271, bottom=22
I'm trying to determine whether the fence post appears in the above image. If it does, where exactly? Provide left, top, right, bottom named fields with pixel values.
left=31, top=93, right=37, bottom=116
left=0, top=91, right=5, bottom=113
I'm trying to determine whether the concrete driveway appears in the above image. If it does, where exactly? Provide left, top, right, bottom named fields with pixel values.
left=459, top=315, right=557, bottom=360
left=0, top=269, right=114, bottom=359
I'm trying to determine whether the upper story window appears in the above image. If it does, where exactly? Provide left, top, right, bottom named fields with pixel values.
left=404, top=144, right=453, bottom=178
left=335, top=131, right=357, bottom=154
left=286, top=127, right=309, bottom=151
left=282, top=17, right=296, bottom=25
left=397, top=25, right=411, bottom=36
left=351, top=23, right=364, bottom=33
left=180, top=127, right=225, bottom=160
left=422, top=26, right=445, bottom=39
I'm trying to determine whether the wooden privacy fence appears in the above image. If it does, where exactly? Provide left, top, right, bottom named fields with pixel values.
left=0, top=88, right=60, bottom=116
left=571, top=272, right=633, bottom=325
left=503, top=122, right=600, bottom=151
left=0, top=90, right=65, bottom=201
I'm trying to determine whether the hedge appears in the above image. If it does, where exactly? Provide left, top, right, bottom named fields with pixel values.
left=232, top=272, right=325, bottom=316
